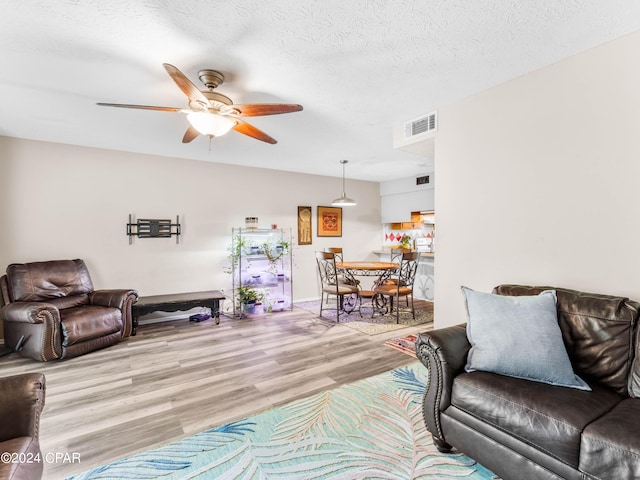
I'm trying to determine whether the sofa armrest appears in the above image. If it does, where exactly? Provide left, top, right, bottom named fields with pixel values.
left=0, top=373, right=46, bottom=442
left=89, top=289, right=138, bottom=338
left=1, top=303, right=62, bottom=361
left=415, top=323, right=470, bottom=451
left=1, top=302, right=59, bottom=324
left=90, top=289, right=137, bottom=309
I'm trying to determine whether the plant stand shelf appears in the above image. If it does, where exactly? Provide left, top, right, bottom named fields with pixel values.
left=231, top=227, right=293, bottom=315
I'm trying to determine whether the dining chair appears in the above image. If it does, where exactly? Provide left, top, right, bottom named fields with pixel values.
left=315, top=251, right=360, bottom=321
left=385, top=247, right=412, bottom=306
left=390, top=247, right=411, bottom=263
left=372, top=251, right=420, bottom=323
left=325, top=247, right=343, bottom=263
left=325, top=247, right=359, bottom=286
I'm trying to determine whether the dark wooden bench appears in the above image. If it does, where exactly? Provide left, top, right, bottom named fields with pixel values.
left=131, top=290, right=226, bottom=335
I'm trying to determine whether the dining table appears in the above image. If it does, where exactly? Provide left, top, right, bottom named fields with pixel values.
left=335, top=261, right=399, bottom=277
left=335, top=261, right=400, bottom=316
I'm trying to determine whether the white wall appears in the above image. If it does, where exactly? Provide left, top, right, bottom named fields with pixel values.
left=379, top=174, right=435, bottom=223
left=0, top=137, right=381, bottom=310
left=435, top=30, right=640, bottom=328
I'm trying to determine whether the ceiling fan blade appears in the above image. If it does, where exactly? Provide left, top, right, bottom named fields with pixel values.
left=96, top=102, right=182, bottom=112
left=162, top=63, right=210, bottom=105
left=233, top=119, right=277, bottom=144
left=182, top=125, right=200, bottom=143
left=231, top=104, right=303, bottom=117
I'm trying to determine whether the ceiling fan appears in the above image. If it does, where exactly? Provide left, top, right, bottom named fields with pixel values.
left=97, top=63, right=303, bottom=144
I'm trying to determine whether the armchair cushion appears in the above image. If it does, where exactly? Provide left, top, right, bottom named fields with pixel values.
left=7, top=259, right=93, bottom=301
left=450, top=371, right=621, bottom=468
left=580, top=398, right=640, bottom=479
left=61, top=306, right=122, bottom=346
left=47, top=294, right=90, bottom=310
left=462, top=286, right=590, bottom=391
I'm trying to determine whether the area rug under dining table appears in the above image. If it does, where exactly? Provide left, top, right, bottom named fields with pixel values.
left=294, top=299, right=434, bottom=335
left=66, top=363, right=494, bottom=480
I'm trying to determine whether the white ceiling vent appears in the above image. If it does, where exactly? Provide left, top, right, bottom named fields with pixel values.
left=405, top=111, right=437, bottom=139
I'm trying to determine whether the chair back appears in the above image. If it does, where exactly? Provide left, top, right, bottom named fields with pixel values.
left=0, top=275, right=10, bottom=307
left=5, top=259, right=94, bottom=303
left=316, top=251, right=339, bottom=286
left=397, top=251, right=420, bottom=288
left=390, top=247, right=411, bottom=263
left=325, top=247, right=343, bottom=263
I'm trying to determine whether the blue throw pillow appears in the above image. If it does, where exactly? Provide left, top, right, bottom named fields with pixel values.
left=462, top=286, right=591, bottom=391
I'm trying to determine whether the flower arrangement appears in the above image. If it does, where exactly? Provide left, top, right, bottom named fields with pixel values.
left=400, top=234, right=412, bottom=249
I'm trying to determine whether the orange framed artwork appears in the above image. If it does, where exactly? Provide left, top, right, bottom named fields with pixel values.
left=317, top=206, right=342, bottom=237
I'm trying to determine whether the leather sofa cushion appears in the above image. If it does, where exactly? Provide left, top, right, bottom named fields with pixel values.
left=450, top=371, right=622, bottom=467
left=47, top=294, right=90, bottom=310
left=494, top=285, right=640, bottom=395
left=7, top=259, right=94, bottom=302
left=0, top=437, right=43, bottom=480
left=60, top=306, right=122, bottom=346
left=627, top=336, right=640, bottom=397
left=580, top=398, right=640, bottom=479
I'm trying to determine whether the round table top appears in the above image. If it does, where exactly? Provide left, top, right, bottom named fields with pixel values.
left=336, top=261, right=398, bottom=270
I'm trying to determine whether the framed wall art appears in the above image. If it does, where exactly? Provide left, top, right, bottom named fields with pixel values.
left=317, top=206, right=342, bottom=237
left=297, top=206, right=312, bottom=245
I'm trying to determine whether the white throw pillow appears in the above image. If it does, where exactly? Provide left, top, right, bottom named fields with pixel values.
left=462, top=286, right=590, bottom=391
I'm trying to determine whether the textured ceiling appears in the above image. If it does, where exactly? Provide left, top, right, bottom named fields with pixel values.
left=2, top=1, right=640, bottom=181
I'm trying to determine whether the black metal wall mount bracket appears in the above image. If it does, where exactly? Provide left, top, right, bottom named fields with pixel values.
left=126, top=214, right=181, bottom=244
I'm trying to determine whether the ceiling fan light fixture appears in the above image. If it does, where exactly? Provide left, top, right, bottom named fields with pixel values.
left=331, top=160, right=357, bottom=207
left=187, top=112, right=236, bottom=136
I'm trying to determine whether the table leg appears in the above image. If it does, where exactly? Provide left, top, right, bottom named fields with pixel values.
left=132, top=312, right=139, bottom=336
left=212, top=299, right=221, bottom=325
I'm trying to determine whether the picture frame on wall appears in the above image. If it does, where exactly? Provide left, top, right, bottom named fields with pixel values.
left=317, top=206, right=342, bottom=237
left=297, top=206, right=312, bottom=245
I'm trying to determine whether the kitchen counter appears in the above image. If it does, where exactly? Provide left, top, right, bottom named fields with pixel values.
left=373, top=250, right=434, bottom=301
left=373, top=250, right=434, bottom=258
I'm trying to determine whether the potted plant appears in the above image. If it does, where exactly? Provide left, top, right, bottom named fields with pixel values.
left=262, top=238, right=290, bottom=275
left=236, top=285, right=265, bottom=315
left=224, top=236, right=248, bottom=275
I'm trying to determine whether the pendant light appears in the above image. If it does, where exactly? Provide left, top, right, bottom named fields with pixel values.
left=331, top=160, right=357, bottom=206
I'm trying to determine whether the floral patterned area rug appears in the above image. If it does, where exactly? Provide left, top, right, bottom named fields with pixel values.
left=294, top=299, right=434, bottom=335
left=384, top=334, right=419, bottom=357
left=67, top=363, right=494, bottom=480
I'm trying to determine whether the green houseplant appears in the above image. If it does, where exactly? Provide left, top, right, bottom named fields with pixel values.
left=236, top=285, right=265, bottom=314
left=400, top=234, right=412, bottom=249
left=262, top=238, right=290, bottom=274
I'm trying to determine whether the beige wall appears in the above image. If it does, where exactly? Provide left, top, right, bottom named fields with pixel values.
left=0, top=137, right=382, bottom=313
left=434, top=30, right=640, bottom=328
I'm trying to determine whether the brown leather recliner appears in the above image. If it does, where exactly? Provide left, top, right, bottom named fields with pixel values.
left=0, top=259, right=138, bottom=361
left=0, top=373, right=46, bottom=480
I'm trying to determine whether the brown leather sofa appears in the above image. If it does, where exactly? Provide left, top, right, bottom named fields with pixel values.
left=0, top=373, right=46, bottom=480
left=416, top=284, right=640, bottom=480
left=0, top=259, right=137, bottom=361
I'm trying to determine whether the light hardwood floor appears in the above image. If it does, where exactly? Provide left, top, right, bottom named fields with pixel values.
left=1, top=304, right=433, bottom=479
